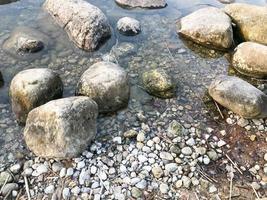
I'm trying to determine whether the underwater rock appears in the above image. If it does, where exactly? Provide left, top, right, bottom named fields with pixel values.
left=3, top=27, right=48, bottom=55
left=117, top=17, right=141, bottom=35
left=10, top=68, right=63, bottom=124
left=178, top=7, right=233, bottom=50
left=24, top=97, right=98, bottom=158
left=43, top=0, right=111, bottom=51
left=209, top=75, right=267, bottom=119
left=142, top=68, right=175, bottom=98
left=224, top=3, right=267, bottom=45
left=232, top=42, right=267, bottom=78
left=115, top=0, right=167, bottom=8
left=76, top=62, right=130, bottom=113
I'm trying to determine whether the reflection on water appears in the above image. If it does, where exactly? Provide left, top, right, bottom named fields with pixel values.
left=0, top=0, right=266, bottom=164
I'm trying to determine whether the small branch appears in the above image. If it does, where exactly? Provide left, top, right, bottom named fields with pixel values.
left=214, top=101, right=224, bottom=119
left=251, top=184, right=260, bottom=200
left=229, top=165, right=233, bottom=200
left=225, top=154, right=243, bottom=175
left=24, top=176, right=31, bottom=200
left=194, top=192, right=200, bottom=200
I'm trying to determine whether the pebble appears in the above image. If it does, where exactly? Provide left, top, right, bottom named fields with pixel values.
left=135, top=180, right=147, bottom=189
left=32, top=164, right=48, bottom=176
left=62, top=188, right=70, bottom=199
left=181, top=147, right=193, bottom=155
left=10, top=163, right=21, bottom=174
left=44, top=185, right=55, bottom=194
left=159, top=183, right=169, bottom=194
left=264, top=153, right=267, bottom=162
left=160, top=152, right=173, bottom=160
left=137, top=131, right=145, bottom=142
left=1, top=183, right=19, bottom=196
left=66, top=168, right=74, bottom=176
left=165, top=163, right=178, bottom=173
left=131, top=187, right=142, bottom=198
left=152, top=165, right=163, bottom=178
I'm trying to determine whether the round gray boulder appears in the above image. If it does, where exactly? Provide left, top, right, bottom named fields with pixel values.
left=24, top=97, right=98, bottom=158
left=232, top=42, right=267, bottom=78
left=209, top=75, right=267, bottom=119
left=117, top=17, right=141, bottom=36
left=142, top=68, right=175, bottom=98
left=10, top=68, right=63, bottom=124
left=43, top=0, right=111, bottom=51
left=178, top=7, right=233, bottom=50
left=76, top=62, right=130, bottom=113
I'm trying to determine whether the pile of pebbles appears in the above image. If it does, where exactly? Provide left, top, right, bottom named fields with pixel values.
left=0, top=118, right=226, bottom=199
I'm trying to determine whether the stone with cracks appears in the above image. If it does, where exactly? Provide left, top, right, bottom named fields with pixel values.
left=43, top=0, right=111, bottom=51
left=178, top=7, right=233, bottom=50
left=24, top=97, right=98, bottom=158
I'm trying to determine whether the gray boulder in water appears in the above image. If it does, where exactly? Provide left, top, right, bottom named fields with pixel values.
left=9, top=68, right=63, bottom=124
left=76, top=62, right=130, bottom=113
left=43, top=0, right=111, bottom=51
left=117, top=17, right=141, bottom=36
left=209, top=75, right=267, bottom=119
left=232, top=42, right=267, bottom=78
left=178, top=7, right=233, bottom=50
left=224, top=3, right=267, bottom=45
left=3, top=27, right=48, bottom=55
left=24, top=97, right=98, bottom=158
left=115, top=0, right=167, bottom=8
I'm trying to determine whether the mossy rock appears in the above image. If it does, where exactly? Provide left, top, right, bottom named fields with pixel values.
left=142, top=68, right=175, bottom=98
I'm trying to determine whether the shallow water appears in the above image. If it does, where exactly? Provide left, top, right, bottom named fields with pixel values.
left=0, top=0, right=266, bottom=165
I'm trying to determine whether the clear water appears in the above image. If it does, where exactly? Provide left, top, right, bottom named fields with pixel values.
left=0, top=0, right=266, bottom=165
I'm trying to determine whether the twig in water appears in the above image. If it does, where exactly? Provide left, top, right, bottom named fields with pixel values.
left=225, top=154, right=243, bottom=175
left=229, top=164, right=234, bottom=200
left=0, top=175, right=10, bottom=194
left=214, top=101, right=224, bottom=119
left=251, top=184, right=260, bottom=200
left=24, top=176, right=31, bottom=200
left=194, top=192, right=200, bottom=200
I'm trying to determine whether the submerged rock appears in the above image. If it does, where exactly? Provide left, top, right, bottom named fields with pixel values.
left=115, top=0, right=167, bottom=8
left=209, top=75, right=267, bottom=119
left=43, top=0, right=111, bottom=51
left=117, top=17, right=141, bottom=36
left=3, top=27, right=49, bottom=55
left=10, top=68, right=63, bottom=124
left=24, top=97, right=98, bottom=158
left=142, top=68, right=175, bottom=98
left=224, top=3, right=267, bottom=45
left=76, top=62, right=129, bottom=113
left=178, top=7, right=233, bottom=50
left=232, top=42, right=267, bottom=78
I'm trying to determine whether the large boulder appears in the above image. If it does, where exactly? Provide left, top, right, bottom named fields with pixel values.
left=178, top=7, right=233, bottom=50
left=3, top=27, right=49, bottom=55
left=10, top=68, right=63, bottom=124
left=209, top=75, right=267, bottom=119
left=76, top=62, right=130, bottom=113
left=224, top=3, right=267, bottom=45
left=24, top=97, right=98, bottom=158
left=142, top=68, right=175, bottom=98
left=117, top=17, right=141, bottom=36
left=43, top=0, right=111, bottom=51
left=232, top=42, right=267, bottom=78
left=115, top=0, right=167, bottom=8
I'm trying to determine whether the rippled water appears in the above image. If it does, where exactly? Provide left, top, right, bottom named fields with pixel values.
left=0, top=0, right=266, bottom=165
